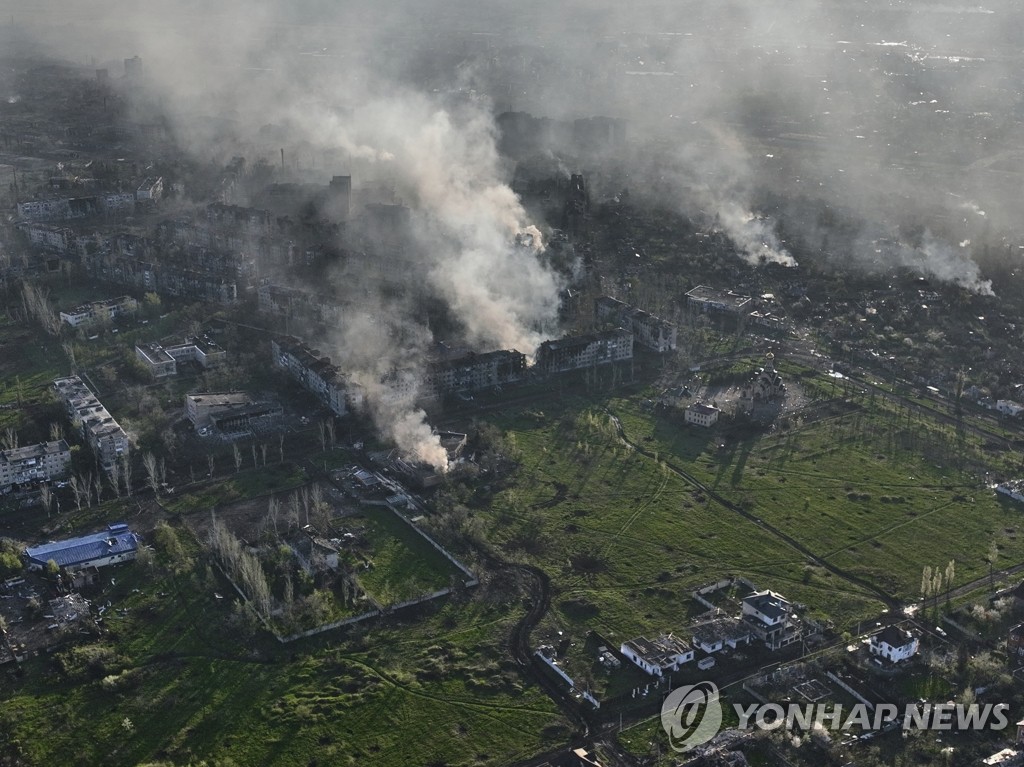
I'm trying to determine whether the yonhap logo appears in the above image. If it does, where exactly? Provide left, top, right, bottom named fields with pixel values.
left=661, top=681, right=723, bottom=751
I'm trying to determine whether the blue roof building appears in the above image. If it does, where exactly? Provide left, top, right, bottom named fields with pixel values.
left=24, top=524, right=141, bottom=572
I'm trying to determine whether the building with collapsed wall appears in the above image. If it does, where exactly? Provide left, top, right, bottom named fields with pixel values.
left=685, top=285, right=753, bottom=315
left=535, top=329, right=633, bottom=375
left=271, top=336, right=360, bottom=417
left=594, top=295, right=677, bottom=353
left=426, top=349, right=527, bottom=395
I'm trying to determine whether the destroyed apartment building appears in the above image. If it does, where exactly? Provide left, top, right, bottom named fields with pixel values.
left=79, top=232, right=254, bottom=303
left=257, top=282, right=348, bottom=329
left=52, top=376, right=130, bottom=477
left=595, top=295, right=677, bottom=353
left=156, top=203, right=289, bottom=266
left=271, top=336, right=361, bottom=417
left=534, top=329, right=633, bottom=375
left=185, top=392, right=283, bottom=436
left=425, top=348, right=528, bottom=396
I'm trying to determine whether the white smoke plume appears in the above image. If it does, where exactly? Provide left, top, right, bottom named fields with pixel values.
left=886, top=232, right=994, bottom=295
left=714, top=202, right=797, bottom=267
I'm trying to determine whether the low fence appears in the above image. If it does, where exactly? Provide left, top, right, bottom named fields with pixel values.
left=534, top=651, right=601, bottom=709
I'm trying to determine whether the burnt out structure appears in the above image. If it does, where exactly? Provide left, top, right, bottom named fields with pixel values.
left=595, top=295, right=677, bottom=353
left=80, top=232, right=255, bottom=303
left=535, top=329, right=633, bottom=375
left=271, top=335, right=360, bottom=417
left=426, top=349, right=527, bottom=396
left=257, top=281, right=348, bottom=330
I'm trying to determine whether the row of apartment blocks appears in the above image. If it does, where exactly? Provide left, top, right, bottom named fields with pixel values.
left=80, top=232, right=254, bottom=304
left=0, top=441, right=72, bottom=492
left=134, top=337, right=226, bottom=378
left=594, top=295, right=677, bottom=353
left=273, top=334, right=531, bottom=413
left=15, top=177, right=163, bottom=221
left=59, top=295, right=138, bottom=328
left=52, top=376, right=130, bottom=476
left=274, top=330, right=628, bottom=413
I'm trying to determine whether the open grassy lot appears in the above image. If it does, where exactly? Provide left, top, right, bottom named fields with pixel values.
left=467, top=369, right=1023, bottom=656
left=605, top=378, right=1024, bottom=602
left=161, top=463, right=309, bottom=516
left=0, top=526, right=566, bottom=767
left=354, top=507, right=465, bottom=605
left=478, top=397, right=887, bottom=644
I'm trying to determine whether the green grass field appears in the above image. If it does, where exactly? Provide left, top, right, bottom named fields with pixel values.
left=161, top=463, right=309, bottom=516
left=354, top=507, right=465, bottom=605
left=471, top=373, right=1023, bottom=654
left=0, top=530, right=566, bottom=767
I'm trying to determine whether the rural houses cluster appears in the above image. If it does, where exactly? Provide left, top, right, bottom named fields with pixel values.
left=619, top=581, right=919, bottom=682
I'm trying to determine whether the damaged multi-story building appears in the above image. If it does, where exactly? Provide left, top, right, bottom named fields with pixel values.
left=271, top=336, right=360, bottom=417
left=535, top=329, right=633, bottom=375
left=0, top=440, right=72, bottom=492
left=426, top=348, right=528, bottom=396
left=685, top=284, right=753, bottom=315
left=257, top=282, right=348, bottom=329
left=185, top=392, right=283, bottom=435
left=80, top=232, right=254, bottom=303
left=595, top=295, right=677, bottom=353
left=52, top=376, right=130, bottom=476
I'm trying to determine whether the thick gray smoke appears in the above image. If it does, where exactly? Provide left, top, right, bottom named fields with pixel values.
left=0, top=1, right=566, bottom=469
left=3, top=1, right=1021, bottom=468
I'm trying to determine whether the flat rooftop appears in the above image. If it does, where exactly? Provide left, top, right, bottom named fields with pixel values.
left=187, top=392, right=254, bottom=407
left=1, top=440, right=70, bottom=463
left=685, top=285, right=753, bottom=311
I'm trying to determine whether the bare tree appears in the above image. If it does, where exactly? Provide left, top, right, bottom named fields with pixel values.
left=68, top=474, right=84, bottom=511
left=207, top=453, right=215, bottom=478
left=39, top=483, right=52, bottom=516
left=92, top=472, right=103, bottom=504
left=20, top=282, right=60, bottom=335
left=260, top=442, right=268, bottom=467
left=945, top=559, right=956, bottom=606
left=310, top=483, right=329, bottom=528
left=143, top=452, right=160, bottom=495
left=121, top=454, right=133, bottom=497
left=232, top=443, right=242, bottom=473
left=300, top=486, right=311, bottom=526
left=62, top=341, right=77, bottom=373
left=251, top=443, right=258, bottom=469
left=109, top=459, right=122, bottom=498
left=267, top=495, right=280, bottom=538
left=49, top=422, right=63, bottom=444
left=1, top=427, right=17, bottom=451
left=278, top=433, right=285, bottom=463
left=325, top=419, right=336, bottom=449
left=318, top=420, right=327, bottom=452
left=84, top=472, right=94, bottom=508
